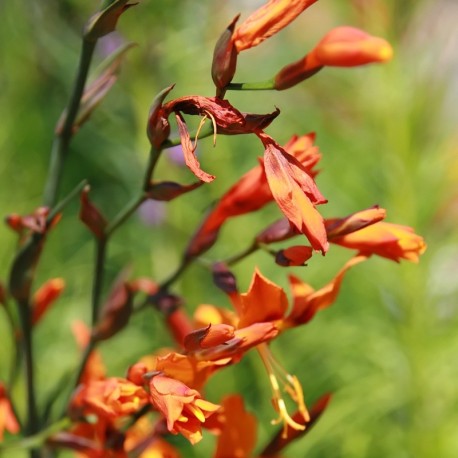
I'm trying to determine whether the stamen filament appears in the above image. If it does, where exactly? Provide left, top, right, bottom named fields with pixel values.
left=257, top=344, right=310, bottom=437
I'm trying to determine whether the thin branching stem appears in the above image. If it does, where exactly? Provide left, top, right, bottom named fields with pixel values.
left=43, top=39, right=96, bottom=208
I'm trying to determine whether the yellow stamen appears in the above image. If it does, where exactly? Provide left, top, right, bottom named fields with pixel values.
left=257, top=343, right=310, bottom=438
left=194, top=115, right=208, bottom=150
left=203, top=110, right=218, bottom=146
left=185, top=403, right=206, bottom=422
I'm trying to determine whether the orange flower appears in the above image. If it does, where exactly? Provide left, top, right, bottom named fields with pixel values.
left=275, top=26, right=393, bottom=90
left=330, top=221, right=427, bottom=262
left=232, top=0, right=318, bottom=52
left=259, top=133, right=328, bottom=253
left=282, top=255, right=368, bottom=328
left=186, top=133, right=321, bottom=257
left=70, top=377, right=148, bottom=421
left=212, top=395, right=257, bottom=458
left=0, top=383, right=20, bottom=440
left=148, top=374, right=219, bottom=444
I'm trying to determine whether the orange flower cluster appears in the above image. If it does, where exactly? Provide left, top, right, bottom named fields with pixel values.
left=0, top=1, right=425, bottom=457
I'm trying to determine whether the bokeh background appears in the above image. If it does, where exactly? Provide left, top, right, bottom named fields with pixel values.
left=1, top=0, right=458, bottom=456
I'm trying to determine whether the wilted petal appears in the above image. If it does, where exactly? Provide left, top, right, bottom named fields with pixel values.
left=147, top=180, right=203, bottom=201
left=175, top=112, right=215, bottom=183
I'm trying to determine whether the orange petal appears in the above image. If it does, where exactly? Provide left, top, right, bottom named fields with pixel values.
left=285, top=255, right=367, bottom=326
left=275, top=245, right=313, bottom=266
left=213, top=395, right=257, bottom=458
left=175, top=112, right=215, bottom=183
left=233, top=0, right=318, bottom=52
left=331, top=222, right=426, bottom=262
left=239, top=268, right=288, bottom=327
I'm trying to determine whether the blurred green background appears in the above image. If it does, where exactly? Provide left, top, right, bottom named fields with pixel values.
left=1, top=0, right=457, bottom=456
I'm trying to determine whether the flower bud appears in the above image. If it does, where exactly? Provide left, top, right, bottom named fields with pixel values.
left=79, top=185, right=107, bottom=239
left=212, top=16, right=239, bottom=92
left=84, top=0, right=138, bottom=42
left=274, top=26, right=393, bottom=90
left=146, top=85, right=174, bottom=148
left=32, top=278, right=65, bottom=325
left=92, top=275, right=133, bottom=342
left=275, top=245, right=313, bottom=267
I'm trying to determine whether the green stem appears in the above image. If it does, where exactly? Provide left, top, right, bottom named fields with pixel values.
left=159, top=256, right=193, bottom=291
left=106, top=145, right=162, bottom=236
left=91, top=238, right=107, bottom=326
left=0, top=418, right=72, bottom=452
left=105, top=193, right=146, bottom=236
left=43, top=39, right=96, bottom=208
left=226, top=80, right=276, bottom=91
left=225, top=242, right=259, bottom=266
left=16, top=300, right=39, bottom=441
left=142, top=146, right=161, bottom=191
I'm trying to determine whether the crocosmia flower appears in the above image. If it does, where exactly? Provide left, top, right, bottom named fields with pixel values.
left=148, top=374, right=220, bottom=444
left=330, top=221, right=427, bottom=262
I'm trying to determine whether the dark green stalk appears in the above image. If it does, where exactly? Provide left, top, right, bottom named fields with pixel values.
left=0, top=417, right=71, bottom=452
left=43, top=39, right=96, bottom=208
left=225, top=242, right=259, bottom=266
left=226, top=80, right=276, bottom=91
left=159, top=256, right=193, bottom=291
left=91, top=238, right=107, bottom=326
left=105, top=193, right=146, bottom=236
left=16, top=300, right=39, bottom=453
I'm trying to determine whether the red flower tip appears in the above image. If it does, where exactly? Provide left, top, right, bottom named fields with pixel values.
left=275, top=245, right=313, bottom=267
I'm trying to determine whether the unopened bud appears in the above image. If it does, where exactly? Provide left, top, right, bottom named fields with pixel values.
left=79, top=186, right=107, bottom=239
left=32, top=278, right=65, bottom=325
left=147, top=85, right=174, bottom=148
left=92, top=278, right=132, bottom=341
left=275, top=246, right=313, bottom=267
left=212, top=15, right=239, bottom=92
left=325, top=206, right=386, bottom=239
left=84, top=0, right=138, bottom=42
left=274, top=26, right=393, bottom=90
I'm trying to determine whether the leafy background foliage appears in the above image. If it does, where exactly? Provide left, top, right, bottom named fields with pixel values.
left=1, top=0, right=457, bottom=456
